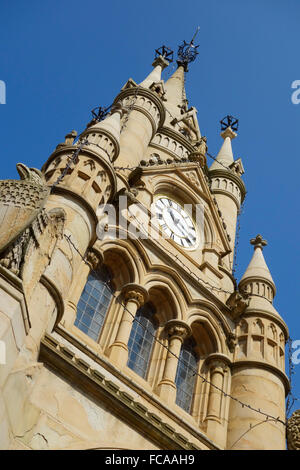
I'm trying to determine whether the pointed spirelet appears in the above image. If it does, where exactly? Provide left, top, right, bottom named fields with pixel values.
left=164, top=64, right=187, bottom=118
left=239, top=235, right=280, bottom=317
left=139, top=55, right=169, bottom=88
left=210, top=126, right=236, bottom=170
left=81, top=103, right=124, bottom=161
left=240, top=235, right=275, bottom=287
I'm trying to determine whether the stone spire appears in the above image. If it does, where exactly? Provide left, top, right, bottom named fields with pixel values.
left=164, top=64, right=187, bottom=119
left=239, top=235, right=279, bottom=316
left=210, top=127, right=236, bottom=170
left=240, top=235, right=275, bottom=288
left=139, top=55, right=169, bottom=88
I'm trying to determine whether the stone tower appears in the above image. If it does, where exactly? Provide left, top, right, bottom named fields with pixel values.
left=0, top=41, right=289, bottom=450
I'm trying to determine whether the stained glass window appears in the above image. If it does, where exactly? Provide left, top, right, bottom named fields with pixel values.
left=75, top=266, right=113, bottom=341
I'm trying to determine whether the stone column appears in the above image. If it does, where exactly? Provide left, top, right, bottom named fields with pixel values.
left=205, top=353, right=230, bottom=448
left=157, top=320, right=191, bottom=405
left=108, top=283, right=148, bottom=368
left=62, top=248, right=103, bottom=328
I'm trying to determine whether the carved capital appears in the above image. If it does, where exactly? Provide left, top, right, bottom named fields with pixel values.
left=86, top=249, right=103, bottom=270
left=164, top=320, right=191, bottom=342
left=121, top=283, right=148, bottom=308
left=205, top=353, right=231, bottom=374
left=287, top=409, right=300, bottom=450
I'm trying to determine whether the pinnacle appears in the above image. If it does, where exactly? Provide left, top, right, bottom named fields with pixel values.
left=240, top=235, right=275, bottom=288
left=209, top=127, right=236, bottom=171
left=139, top=55, right=169, bottom=88
left=164, top=64, right=188, bottom=118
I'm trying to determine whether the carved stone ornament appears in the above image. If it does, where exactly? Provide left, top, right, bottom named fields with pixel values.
left=287, top=409, right=300, bottom=450
left=164, top=320, right=191, bottom=342
left=189, top=136, right=207, bottom=167
left=0, top=207, right=65, bottom=279
left=114, top=187, right=139, bottom=208
left=86, top=249, right=103, bottom=270
left=0, top=163, right=49, bottom=254
left=122, top=284, right=148, bottom=308
left=226, top=332, right=237, bottom=353
left=226, top=289, right=250, bottom=320
left=205, top=353, right=231, bottom=374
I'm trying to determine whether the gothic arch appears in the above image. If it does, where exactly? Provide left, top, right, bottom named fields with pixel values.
left=189, top=320, right=219, bottom=357
left=152, top=178, right=201, bottom=207
left=186, top=304, right=229, bottom=354
left=98, top=241, right=142, bottom=288
left=143, top=274, right=184, bottom=321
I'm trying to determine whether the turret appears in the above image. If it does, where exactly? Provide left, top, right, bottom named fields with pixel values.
left=209, top=119, right=246, bottom=269
left=227, top=235, right=289, bottom=450
left=23, top=107, right=123, bottom=356
left=112, top=51, right=169, bottom=173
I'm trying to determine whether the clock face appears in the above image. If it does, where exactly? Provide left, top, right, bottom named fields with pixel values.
left=155, top=197, right=197, bottom=248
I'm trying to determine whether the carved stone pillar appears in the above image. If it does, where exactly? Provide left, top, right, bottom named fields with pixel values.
left=108, top=283, right=148, bottom=368
left=157, top=320, right=191, bottom=405
left=205, top=353, right=231, bottom=448
left=62, top=248, right=103, bottom=328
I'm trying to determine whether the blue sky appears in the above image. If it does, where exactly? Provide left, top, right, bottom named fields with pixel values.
left=0, top=1, right=299, bottom=413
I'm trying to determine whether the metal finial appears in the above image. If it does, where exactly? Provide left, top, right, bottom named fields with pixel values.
left=155, top=45, right=174, bottom=63
left=220, top=115, right=239, bottom=132
left=177, top=26, right=200, bottom=70
left=85, top=105, right=112, bottom=129
left=250, top=234, right=268, bottom=250
left=91, top=105, right=111, bottom=122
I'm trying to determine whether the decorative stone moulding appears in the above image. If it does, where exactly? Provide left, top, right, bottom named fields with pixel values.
left=287, top=409, right=300, bottom=450
left=0, top=164, right=49, bottom=253
left=151, top=132, right=191, bottom=161
left=164, top=319, right=192, bottom=341
left=209, top=168, right=246, bottom=208
left=113, top=86, right=166, bottom=135
left=121, top=283, right=148, bottom=308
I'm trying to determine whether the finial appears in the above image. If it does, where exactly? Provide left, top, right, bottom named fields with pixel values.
left=91, top=105, right=112, bottom=122
left=250, top=234, right=268, bottom=250
left=177, top=26, right=200, bottom=71
left=155, top=45, right=174, bottom=63
left=220, top=115, right=239, bottom=132
left=85, top=105, right=112, bottom=128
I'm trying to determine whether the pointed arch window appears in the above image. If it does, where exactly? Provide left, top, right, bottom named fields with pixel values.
left=127, top=304, right=156, bottom=379
left=175, top=338, right=198, bottom=413
left=75, top=265, right=114, bottom=341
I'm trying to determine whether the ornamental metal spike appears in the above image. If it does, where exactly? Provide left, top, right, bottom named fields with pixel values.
left=177, top=26, right=200, bottom=71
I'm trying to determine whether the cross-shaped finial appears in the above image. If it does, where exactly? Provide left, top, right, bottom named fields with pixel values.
left=155, top=45, right=174, bottom=63
left=250, top=234, right=268, bottom=250
left=220, top=115, right=239, bottom=132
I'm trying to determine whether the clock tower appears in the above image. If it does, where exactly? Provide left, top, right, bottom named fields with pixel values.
left=0, top=36, right=289, bottom=450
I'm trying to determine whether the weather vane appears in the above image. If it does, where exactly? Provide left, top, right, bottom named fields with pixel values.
left=177, top=26, right=200, bottom=70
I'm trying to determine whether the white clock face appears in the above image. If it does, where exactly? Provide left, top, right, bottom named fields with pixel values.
left=155, top=197, right=197, bottom=248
